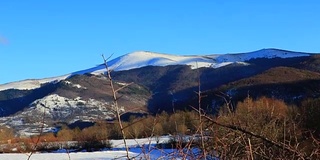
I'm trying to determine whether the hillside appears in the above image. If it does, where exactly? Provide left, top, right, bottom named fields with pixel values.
left=0, top=74, right=150, bottom=136
left=0, top=48, right=319, bottom=135
left=226, top=66, right=320, bottom=86
left=201, top=66, right=320, bottom=109
left=112, top=55, right=311, bottom=112
left=299, top=54, right=320, bottom=72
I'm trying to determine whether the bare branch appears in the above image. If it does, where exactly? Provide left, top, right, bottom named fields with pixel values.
left=102, top=54, right=130, bottom=159
left=115, top=82, right=134, bottom=93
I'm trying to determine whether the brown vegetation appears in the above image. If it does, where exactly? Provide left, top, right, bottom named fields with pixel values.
left=202, top=96, right=320, bottom=159
left=0, top=126, right=14, bottom=143
left=227, top=66, right=320, bottom=87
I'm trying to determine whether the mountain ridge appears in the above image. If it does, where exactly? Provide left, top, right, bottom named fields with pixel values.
left=0, top=48, right=312, bottom=91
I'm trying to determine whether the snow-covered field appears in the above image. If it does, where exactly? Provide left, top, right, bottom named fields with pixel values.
left=0, top=136, right=180, bottom=160
left=0, top=151, right=137, bottom=160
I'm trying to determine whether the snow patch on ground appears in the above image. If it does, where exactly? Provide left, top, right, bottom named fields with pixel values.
left=115, top=82, right=130, bottom=86
left=0, top=136, right=175, bottom=160
left=63, top=81, right=87, bottom=89
left=111, top=136, right=171, bottom=148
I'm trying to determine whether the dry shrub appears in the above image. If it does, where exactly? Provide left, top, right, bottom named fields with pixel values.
left=107, top=111, right=198, bottom=140
left=57, top=127, right=75, bottom=141
left=230, top=96, right=288, bottom=139
left=0, top=126, right=14, bottom=142
left=206, top=96, right=308, bottom=159
left=153, top=123, right=164, bottom=136
left=77, top=126, right=111, bottom=152
left=299, top=98, right=320, bottom=136
left=109, top=122, right=123, bottom=139
left=126, top=117, right=146, bottom=138
left=57, top=123, right=111, bottom=151
left=32, top=133, right=57, bottom=143
left=159, top=111, right=198, bottom=135
left=79, top=123, right=109, bottom=141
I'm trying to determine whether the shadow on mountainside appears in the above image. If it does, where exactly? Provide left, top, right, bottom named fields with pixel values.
left=200, top=79, right=320, bottom=112
left=0, top=83, right=58, bottom=116
left=112, top=56, right=309, bottom=114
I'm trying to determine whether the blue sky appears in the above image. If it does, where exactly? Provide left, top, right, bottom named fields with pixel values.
left=1, top=0, right=320, bottom=84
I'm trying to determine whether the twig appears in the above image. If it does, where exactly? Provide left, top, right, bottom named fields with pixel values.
left=27, top=107, right=46, bottom=160
left=248, top=138, right=254, bottom=160
left=115, top=82, right=134, bottom=93
left=102, top=54, right=130, bottom=159
left=195, top=61, right=207, bottom=159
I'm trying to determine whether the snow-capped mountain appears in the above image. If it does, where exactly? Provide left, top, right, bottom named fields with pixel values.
left=0, top=48, right=319, bottom=136
left=106, top=48, right=310, bottom=71
left=0, top=48, right=310, bottom=91
left=77, top=48, right=310, bottom=76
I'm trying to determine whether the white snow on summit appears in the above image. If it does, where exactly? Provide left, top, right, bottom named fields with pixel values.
left=0, top=49, right=311, bottom=91
left=83, top=49, right=311, bottom=75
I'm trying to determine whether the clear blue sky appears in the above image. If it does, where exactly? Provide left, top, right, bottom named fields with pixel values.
left=1, top=0, right=320, bottom=84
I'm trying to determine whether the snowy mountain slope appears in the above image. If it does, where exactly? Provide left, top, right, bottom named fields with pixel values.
left=0, top=74, right=150, bottom=136
left=213, top=48, right=310, bottom=62
left=0, top=93, right=117, bottom=136
left=0, top=49, right=311, bottom=91
left=0, top=75, right=68, bottom=91
left=87, top=48, right=310, bottom=74
left=29, top=94, right=117, bottom=119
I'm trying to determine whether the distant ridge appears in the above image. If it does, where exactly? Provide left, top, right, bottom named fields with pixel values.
left=0, top=49, right=311, bottom=91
